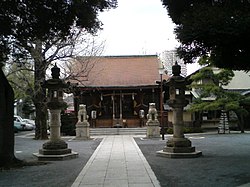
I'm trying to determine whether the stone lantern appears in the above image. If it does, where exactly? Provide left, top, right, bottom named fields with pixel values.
left=33, top=64, right=78, bottom=160
left=157, top=62, right=202, bottom=158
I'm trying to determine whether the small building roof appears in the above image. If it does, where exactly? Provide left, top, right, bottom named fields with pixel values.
left=186, top=67, right=250, bottom=96
left=223, top=70, right=250, bottom=90
left=71, top=55, right=169, bottom=88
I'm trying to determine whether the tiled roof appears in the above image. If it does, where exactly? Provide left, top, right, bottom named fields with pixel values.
left=223, top=70, right=250, bottom=90
left=72, top=55, right=169, bottom=88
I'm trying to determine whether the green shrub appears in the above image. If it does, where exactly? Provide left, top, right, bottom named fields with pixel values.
left=166, top=127, right=203, bottom=134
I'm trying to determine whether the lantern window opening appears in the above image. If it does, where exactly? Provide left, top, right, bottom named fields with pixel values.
left=58, top=91, right=63, bottom=97
left=176, top=89, right=180, bottom=95
left=53, top=91, right=57, bottom=98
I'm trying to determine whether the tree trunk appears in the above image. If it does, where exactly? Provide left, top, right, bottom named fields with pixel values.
left=239, top=113, right=245, bottom=133
left=0, top=64, right=19, bottom=167
left=32, top=40, right=48, bottom=140
left=34, top=93, right=48, bottom=140
left=33, top=61, right=48, bottom=140
left=235, top=111, right=245, bottom=133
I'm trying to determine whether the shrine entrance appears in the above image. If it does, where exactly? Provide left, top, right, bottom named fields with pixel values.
left=113, top=94, right=122, bottom=119
left=78, top=88, right=161, bottom=128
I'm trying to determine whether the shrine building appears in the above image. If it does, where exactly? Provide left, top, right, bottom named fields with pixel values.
left=70, top=55, right=169, bottom=128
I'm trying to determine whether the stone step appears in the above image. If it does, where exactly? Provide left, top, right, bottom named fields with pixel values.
left=90, top=127, right=147, bottom=136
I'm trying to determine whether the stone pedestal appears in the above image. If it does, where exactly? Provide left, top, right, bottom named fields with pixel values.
left=33, top=109, right=78, bottom=161
left=75, top=104, right=91, bottom=140
left=146, top=103, right=160, bottom=138
left=75, top=121, right=90, bottom=140
left=146, top=121, right=160, bottom=138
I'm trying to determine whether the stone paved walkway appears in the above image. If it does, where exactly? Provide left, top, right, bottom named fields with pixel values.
left=71, top=135, right=161, bottom=187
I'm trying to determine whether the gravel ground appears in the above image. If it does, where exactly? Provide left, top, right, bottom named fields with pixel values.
left=1, top=131, right=250, bottom=187
left=135, top=132, right=250, bottom=187
left=0, top=131, right=101, bottom=187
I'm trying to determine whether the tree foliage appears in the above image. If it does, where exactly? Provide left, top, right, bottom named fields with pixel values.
left=189, top=64, right=250, bottom=132
left=189, top=66, right=235, bottom=111
left=1, top=0, right=117, bottom=40
left=0, top=0, right=117, bottom=65
left=0, top=0, right=117, bottom=140
left=4, top=63, right=35, bottom=118
left=161, top=0, right=250, bottom=70
left=0, top=0, right=117, bottom=69
left=0, top=0, right=117, bottom=167
left=5, top=63, right=34, bottom=99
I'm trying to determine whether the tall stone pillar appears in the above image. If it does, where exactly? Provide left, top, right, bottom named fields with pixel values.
left=172, top=107, right=185, bottom=138
left=157, top=62, right=202, bottom=158
left=49, top=109, right=62, bottom=141
left=33, top=64, right=78, bottom=161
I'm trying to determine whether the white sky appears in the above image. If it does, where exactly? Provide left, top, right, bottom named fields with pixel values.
left=97, top=0, right=200, bottom=75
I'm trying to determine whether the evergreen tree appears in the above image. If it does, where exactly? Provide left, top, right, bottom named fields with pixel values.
left=189, top=58, right=250, bottom=132
left=161, top=0, right=250, bottom=70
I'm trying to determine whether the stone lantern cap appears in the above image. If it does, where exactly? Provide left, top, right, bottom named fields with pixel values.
left=51, top=63, right=60, bottom=79
left=172, top=61, right=181, bottom=76
left=164, top=62, right=189, bottom=107
left=43, top=64, right=69, bottom=89
left=165, top=62, right=186, bottom=87
left=42, top=64, right=70, bottom=110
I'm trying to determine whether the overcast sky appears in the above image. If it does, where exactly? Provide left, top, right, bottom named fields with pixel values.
left=97, top=0, right=200, bottom=74
left=97, top=0, right=179, bottom=55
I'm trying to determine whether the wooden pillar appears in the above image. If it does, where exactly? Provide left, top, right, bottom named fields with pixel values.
left=73, top=95, right=79, bottom=117
left=152, top=88, right=155, bottom=102
left=120, top=92, right=122, bottom=119
left=112, top=94, right=115, bottom=119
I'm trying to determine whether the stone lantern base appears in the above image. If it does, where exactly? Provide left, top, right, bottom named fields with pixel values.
left=156, top=149, right=202, bottom=158
left=156, top=137, right=202, bottom=158
left=33, top=140, right=78, bottom=161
